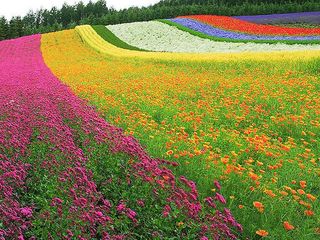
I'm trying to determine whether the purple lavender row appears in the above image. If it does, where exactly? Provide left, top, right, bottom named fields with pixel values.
left=234, top=11, right=320, bottom=24
left=169, top=18, right=320, bottom=41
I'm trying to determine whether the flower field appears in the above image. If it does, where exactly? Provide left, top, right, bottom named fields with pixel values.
left=1, top=31, right=243, bottom=240
left=76, top=25, right=320, bottom=61
left=106, top=21, right=320, bottom=53
left=179, top=15, right=320, bottom=36
left=1, top=11, right=320, bottom=240
left=167, top=18, right=320, bottom=42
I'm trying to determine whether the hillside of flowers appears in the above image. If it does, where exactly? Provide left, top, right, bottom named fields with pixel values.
left=100, top=14, right=320, bottom=54
left=1, top=10, right=320, bottom=240
left=105, top=21, right=320, bottom=53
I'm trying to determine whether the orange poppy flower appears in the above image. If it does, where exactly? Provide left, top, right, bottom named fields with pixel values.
left=176, top=221, right=184, bottom=227
left=249, top=172, right=259, bottom=181
left=264, top=189, right=276, bottom=198
left=306, top=193, right=316, bottom=201
left=256, top=229, right=269, bottom=237
left=304, top=210, right=314, bottom=216
left=166, top=150, right=173, bottom=155
left=283, top=221, right=295, bottom=231
left=299, top=181, right=307, bottom=188
left=253, top=201, right=264, bottom=213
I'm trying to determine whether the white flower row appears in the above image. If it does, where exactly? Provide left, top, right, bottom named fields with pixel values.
left=106, top=21, right=320, bottom=53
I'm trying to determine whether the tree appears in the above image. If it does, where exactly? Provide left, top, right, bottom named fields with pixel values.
left=60, top=3, right=75, bottom=27
left=0, top=17, right=9, bottom=40
left=8, top=17, right=24, bottom=39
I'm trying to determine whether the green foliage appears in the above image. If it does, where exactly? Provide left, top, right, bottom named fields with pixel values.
left=0, top=17, right=9, bottom=40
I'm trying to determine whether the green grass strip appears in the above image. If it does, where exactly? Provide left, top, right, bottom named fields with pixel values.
left=158, top=19, right=320, bottom=45
left=92, top=25, right=149, bottom=51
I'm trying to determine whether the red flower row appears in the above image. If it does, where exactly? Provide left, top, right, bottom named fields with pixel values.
left=178, top=15, right=320, bottom=36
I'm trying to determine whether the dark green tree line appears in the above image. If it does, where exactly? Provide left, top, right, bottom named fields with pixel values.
left=0, top=0, right=319, bottom=41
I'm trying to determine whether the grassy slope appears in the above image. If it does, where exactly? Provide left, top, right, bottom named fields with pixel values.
left=158, top=19, right=320, bottom=45
left=92, top=25, right=148, bottom=51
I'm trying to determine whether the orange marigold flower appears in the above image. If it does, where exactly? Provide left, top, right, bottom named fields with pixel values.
left=290, top=189, right=297, bottom=195
left=249, top=172, right=259, bottom=181
left=257, top=161, right=263, bottom=166
left=176, top=221, right=184, bottom=227
left=282, top=145, right=290, bottom=151
left=283, top=221, right=295, bottom=231
left=284, top=186, right=292, bottom=191
left=264, top=189, right=276, bottom=198
left=253, top=201, right=263, bottom=208
left=280, top=191, right=288, bottom=196
left=253, top=201, right=264, bottom=213
left=238, top=205, right=244, bottom=209
left=221, top=156, right=229, bottom=164
left=293, top=195, right=300, bottom=201
left=299, top=200, right=311, bottom=208
left=297, top=189, right=305, bottom=195
left=256, top=229, right=269, bottom=237
left=166, top=150, right=173, bottom=155
left=299, top=180, right=307, bottom=188
left=306, top=193, right=316, bottom=201
left=266, top=152, right=273, bottom=157
left=163, top=175, right=170, bottom=181
left=304, top=210, right=314, bottom=216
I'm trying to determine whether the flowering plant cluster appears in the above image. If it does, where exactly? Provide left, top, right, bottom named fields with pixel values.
left=0, top=33, right=242, bottom=239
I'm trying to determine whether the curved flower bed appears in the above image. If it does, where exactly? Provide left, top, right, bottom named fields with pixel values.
left=169, top=18, right=320, bottom=42
left=178, top=15, right=320, bottom=36
left=234, top=11, right=320, bottom=25
left=0, top=32, right=242, bottom=239
left=106, top=21, right=320, bottom=53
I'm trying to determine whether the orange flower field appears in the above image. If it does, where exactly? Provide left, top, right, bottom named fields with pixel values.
left=41, top=29, right=320, bottom=239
